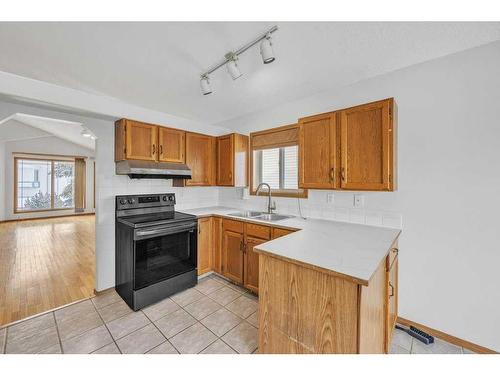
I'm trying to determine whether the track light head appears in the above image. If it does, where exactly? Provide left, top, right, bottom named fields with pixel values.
left=260, top=34, right=275, bottom=64
left=200, top=74, right=212, bottom=95
left=225, top=52, right=242, bottom=80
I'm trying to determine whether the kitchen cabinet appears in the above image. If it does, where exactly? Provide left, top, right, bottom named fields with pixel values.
left=222, top=219, right=245, bottom=284
left=386, top=247, right=398, bottom=352
left=244, top=236, right=266, bottom=294
left=298, top=112, right=338, bottom=189
left=115, top=119, right=158, bottom=161
left=272, top=227, right=296, bottom=239
left=185, top=132, right=216, bottom=186
left=197, top=217, right=212, bottom=275
left=216, top=133, right=249, bottom=187
left=158, top=127, right=185, bottom=163
left=340, top=98, right=395, bottom=191
left=213, top=217, right=222, bottom=274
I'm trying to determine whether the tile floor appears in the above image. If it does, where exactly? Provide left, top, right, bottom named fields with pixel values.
left=0, top=273, right=472, bottom=354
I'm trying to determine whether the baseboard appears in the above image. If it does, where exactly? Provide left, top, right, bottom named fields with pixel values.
left=397, top=316, right=497, bottom=354
left=0, top=212, right=95, bottom=223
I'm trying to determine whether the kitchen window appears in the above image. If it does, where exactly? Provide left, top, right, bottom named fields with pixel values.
left=15, top=157, right=76, bottom=213
left=250, top=124, right=307, bottom=198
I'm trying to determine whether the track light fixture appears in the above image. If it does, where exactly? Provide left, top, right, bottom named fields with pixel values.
left=199, top=25, right=278, bottom=95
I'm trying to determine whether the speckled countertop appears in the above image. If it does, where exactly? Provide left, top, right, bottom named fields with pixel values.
left=181, top=206, right=401, bottom=285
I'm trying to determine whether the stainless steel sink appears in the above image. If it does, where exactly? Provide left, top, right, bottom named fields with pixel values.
left=228, top=211, right=265, bottom=218
left=254, top=213, right=294, bottom=221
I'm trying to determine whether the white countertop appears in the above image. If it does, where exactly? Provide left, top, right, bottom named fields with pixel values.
left=181, top=206, right=401, bottom=285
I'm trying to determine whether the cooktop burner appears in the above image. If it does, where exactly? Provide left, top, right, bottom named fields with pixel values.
left=117, top=211, right=196, bottom=228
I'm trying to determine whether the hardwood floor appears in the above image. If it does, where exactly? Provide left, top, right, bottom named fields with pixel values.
left=0, top=215, right=95, bottom=326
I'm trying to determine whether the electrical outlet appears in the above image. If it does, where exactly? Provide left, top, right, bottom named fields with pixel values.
left=326, top=193, right=334, bottom=204
left=353, top=194, right=364, bottom=208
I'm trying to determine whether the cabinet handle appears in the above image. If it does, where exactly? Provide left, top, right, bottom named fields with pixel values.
left=389, top=281, right=395, bottom=297
left=391, top=248, right=399, bottom=255
left=152, top=144, right=156, bottom=155
left=341, top=167, right=346, bottom=181
left=159, top=145, right=163, bottom=155
left=329, top=168, right=335, bottom=183
left=229, top=171, right=232, bottom=181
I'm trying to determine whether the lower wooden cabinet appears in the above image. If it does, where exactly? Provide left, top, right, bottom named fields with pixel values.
left=244, top=236, right=265, bottom=294
left=197, top=217, right=213, bottom=275
left=222, top=227, right=244, bottom=284
left=272, top=227, right=296, bottom=239
left=386, top=247, right=399, bottom=352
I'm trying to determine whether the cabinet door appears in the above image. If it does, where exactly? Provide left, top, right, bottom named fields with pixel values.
left=213, top=217, right=222, bottom=274
left=386, top=255, right=398, bottom=351
left=298, top=112, right=338, bottom=189
left=185, top=133, right=215, bottom=186
left=125, top=120, right=158, bottom=161
left=222, top=230, right=244, bottom=284
left=158, top=127, right=185, bottom=163
left=197, top=218, right=212, bottom=275
left=244, top=236, right=266, bottom=294
left=217, top=134, right=234, bottom=186
left=340, top=99, right=393, bottom=191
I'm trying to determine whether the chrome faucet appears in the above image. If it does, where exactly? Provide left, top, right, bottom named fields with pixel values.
left=256, top=183, right=276, bottom=214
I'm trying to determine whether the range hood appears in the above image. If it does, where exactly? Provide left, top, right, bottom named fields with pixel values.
left=116, top=160, right=192, bottom=179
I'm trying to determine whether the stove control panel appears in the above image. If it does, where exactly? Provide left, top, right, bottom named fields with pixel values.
left=116, top=194, right=175, bottom=210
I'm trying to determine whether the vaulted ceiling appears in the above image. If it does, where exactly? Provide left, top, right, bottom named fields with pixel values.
left=0, top=22, right=499, bottom=125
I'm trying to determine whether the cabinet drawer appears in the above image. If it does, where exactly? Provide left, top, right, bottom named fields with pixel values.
left=272, top=227, right=295, bottom=239
left=246, top=223, right=271, bottom=240
left=222, top=219, right=244, bottom=234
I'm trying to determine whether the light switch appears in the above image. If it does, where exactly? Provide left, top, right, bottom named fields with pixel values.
left=326, top=193, right=334, bottom=204
left=353, top=194, right=364, bottom=208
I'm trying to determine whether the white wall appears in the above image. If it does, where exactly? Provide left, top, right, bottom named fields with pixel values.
left=2, top=135, right=95, bottom=220
left=216, top=41, right=500, bottom=351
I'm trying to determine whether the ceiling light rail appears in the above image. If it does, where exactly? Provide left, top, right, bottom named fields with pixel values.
left=200, top=25, right=278, bottom=95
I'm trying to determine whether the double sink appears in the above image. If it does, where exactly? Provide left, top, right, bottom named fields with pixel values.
left=228, top=211, right=294, bottom=222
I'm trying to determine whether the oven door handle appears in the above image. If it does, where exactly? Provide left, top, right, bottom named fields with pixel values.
left=135, top=223, right=197, bottom=239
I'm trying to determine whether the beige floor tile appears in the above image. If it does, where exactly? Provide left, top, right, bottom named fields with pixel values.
left=184, top=297, right=222, bottom=320
left=222, top=322, right=258, bottom=354
left=225, top=283, right=249, bottom=294
left=142, top=298, right=180, bottom=321
left=116, top=324, right=166, bottom=354
left=210, top=275, right=232, bottom=285
left=92, top=290, right=123, bottom=309
left=106, top=311, right=150, bottom=340
left=391, top=329, right=412, bottom=351
left=39, top=343, right=62, bottom=354
left=155, top=309, right=197, bottom=338
left=195, top=278, right=225, bottom=295
left=7, top=313, right=55, bottom=342
left=200, top=309, right=242, bottom=337
left=246, top=311, right=259, bottom=328
left=5, top=325, right=59, bottom=354
left=170, top=322, right=217, bottom=354
left=92, top=342, right=121, bottom=354
left=411, top=338, right=462, bottom=354
left=170, top=288, right=204, bottom=307
left=207, top=286, right=241, bottom=306
left=54, top=300, right=96, bottom=323
left=62, top=325, right=113, bottom=354
left=201, top=339, right=237, bottom=354
left=147, top=340, right=178, bottom=354
left=56, top=310, right=103, bottom=341
left=389, top=344, right=410, bottom=354
left=226, top=295, right=258, bottom=319
left=97, top=300, right=134, bottom=323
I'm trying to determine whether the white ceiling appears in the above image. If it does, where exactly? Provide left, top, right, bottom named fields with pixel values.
left=0, top=113, right=95, bottom=150
left=0, top=22, right=499, bottom=125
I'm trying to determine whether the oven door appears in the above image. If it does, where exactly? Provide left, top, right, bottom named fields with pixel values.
left=133, top=221, right=197, bottom=290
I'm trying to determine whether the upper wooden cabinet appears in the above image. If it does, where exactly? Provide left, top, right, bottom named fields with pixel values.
left=216, top=133, right=249, bottom=187
left=298, top=98, right=395, bottom=191
left=298, top=112, right=339, bottom=189
left=158, top=127, right=185, bottom=163
left=340, top=98, right=395, bottom=191
left=115, top=119, right=158, bottom=161
left=115, top=119, right=186, bottom=164
left=185, top=132, right=216, bottom=186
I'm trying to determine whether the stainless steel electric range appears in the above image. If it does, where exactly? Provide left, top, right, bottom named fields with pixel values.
left=115, top=193, right=197, bottom=310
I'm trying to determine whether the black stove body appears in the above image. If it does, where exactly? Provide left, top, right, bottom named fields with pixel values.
left=115, top=193, right=197, bottom=310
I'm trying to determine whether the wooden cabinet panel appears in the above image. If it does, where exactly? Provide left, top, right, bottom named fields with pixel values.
left=158, top=127, right=185, bottom=163
left=340, top=99, right=393, bottom=191
left=117, top=120, right=158, bottom=161
left=386, top=255, right=398, bottom=352
left=185, top=132, right=215, bottom=186
left=222, top=229, right=244, bottom=284
left=213, top=217, right=222, bottom=274
left=197, top=217, right=212, bottom=275
left=244, top=236, right=265, bottom=294
left=246, top=223, right=271, bottom=240
left=272, top=227, right=295, bottom=239
left=217, top=135, right=234, bottom=186
left=298, top=112, right=338, bottom=189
